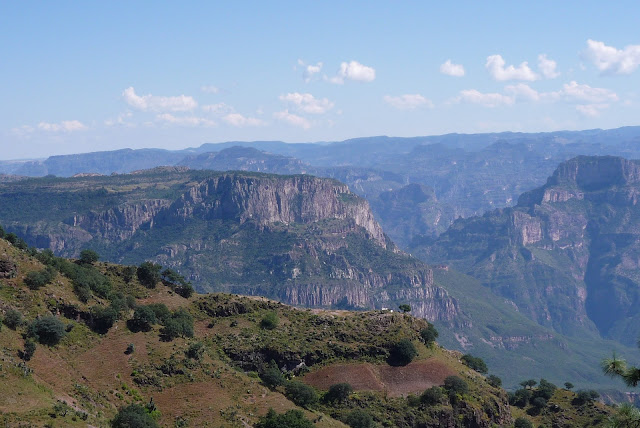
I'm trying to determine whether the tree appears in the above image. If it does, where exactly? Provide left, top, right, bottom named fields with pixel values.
left=261, top=363, right=286, bottom=389
left=443, top=376, right=468, bottom=396
left=24, top=266, right=56, bottom=290
left=255, top=409, right=313, bottom=428
left=137, top=262, right=162, bottom=288
left=602, top=350, right=640, bottom=387
left=420, top=386, right=444, bottom=405
left=21, top=339, right=36, bottom=361
left=398, top=304, right=411, bottom=313
left=111, top=403, right=159, bottom=428
left=128, top=305, right=158, bottom=332
left=160, top=309, right=194, bottom=341
left=344, top=409, right=374, bottom=428
left=520, top=379, right=537, bottom=389
left=3, top=308, right=23, bottom=329
left=28, top=316, right=66, bottom=346
left=564, top=382, right=574, bottom=390
left=325, top=383, right=353, bottom=403
left=487, top=375, right=502, bottom=388
left=284, top=381, right=318, bottom=408
left=574, top=389, right=599, bottom=404
left=90, top=305, right=119, bottom=334
left=461, top=354, right=488, bottom=374
left=420, top=324, right=439, bottom=346
left=261, top=312, right=279, bottom=330
left=387, top=339, right=418, bottom=366
left=79, top=249, right=99, bottom=265
left=513, top=417, right=533, bottom=428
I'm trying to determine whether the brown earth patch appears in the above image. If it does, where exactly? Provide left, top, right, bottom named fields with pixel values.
left=303, top=358, right=456, bottom=397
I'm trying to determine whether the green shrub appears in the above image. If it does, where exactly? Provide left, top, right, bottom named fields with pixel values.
left=185, top=342, right=205, bottom=360
left=344, top=409, right=374, bottom=428
left=514, top=417, right=533, bottom=428
left=443, top=375, right=468, bottom=402
left=487, top=374, right=502, bottom=388
left=90, top=305, right=119, bottom=334
left=79, top=249, right=99, bottom=265
left=3, top=308, right=23, bottom=329
left=111, top=403, right=158, bottom=428
left=137, top=262, right=162, bottom=288
left=255, top=408, right=313, bottom=428
left=260, top=311, right=279, bottom=330
left=160, top=309, right=194, bottom=341
left=420, top=324, right=439, bottom=346
left=24, top=266, right=56, bottom=290
left=461, top=354, right=488, bottom=374
left=147, top=303, right=171, bottom=323
left=22, top=339, right=37, bottom=361
left=574, top=389, right=599, bottom=404
left=128, top=305, right=158, bottom=332
left=29, top=316, right=66, bottom=346
left=420, top=386, right=444, bottom=405
left=387, top=339, right=417, bottom=366
left=261, top=364, right=285, bottom=389
left=325, top=382, right=353, bottom=403
left=284, top=381, right=318, bottom=408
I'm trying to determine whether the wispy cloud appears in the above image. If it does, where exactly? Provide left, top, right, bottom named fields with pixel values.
left=222, top=113, right=265, bottom=127
left=383, top=94, right=434, bottom=110
left=298, top=59, right=323, bottom=82
left=279, top=92, right=334, bottom=114
left=440, top=60, right=465, bottom=77
left=273, top=110, right=311, bottom=129
left=37, top=120, right=87, bottom=132
left=157, top=113, right=216, bottom=127
left=122, top=87, right=197, bottom=112
left=455, top=89, right=515, bottom=107
left=583, top=39, right=640, bottom=75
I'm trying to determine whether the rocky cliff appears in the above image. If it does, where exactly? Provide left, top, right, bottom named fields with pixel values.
left=0, top=168, right=459, bottom=323
left=414, top=156, right=640, bottom=345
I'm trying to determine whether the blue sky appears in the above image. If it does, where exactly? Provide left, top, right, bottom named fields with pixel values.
left=2, top=1, right=640, bottom=159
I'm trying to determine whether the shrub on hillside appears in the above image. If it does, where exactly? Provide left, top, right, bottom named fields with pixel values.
left=160, top=309, right=194, bottom=341
left=255, top=408, right=313, bottom=428
left=28, top=315, right=66, bottom=346
left=260, top=311, right=279, bottom=330
left=420, top=324, right=439, bottom=346
left=24, top=266, right=56, bottom=290
left=461, top=354, right=488, bottom=374
left=79, top=249, right=100, bottom=265
left=261, top=364, right=286, bottom=389
left=21, top=339, right=37, bottom=361
left=3, top=308, right=23, bottom=329
left=344, top=409, right=374, bottom=428
left=90, top=305, right=119, bottom=334
left=420, top=386, right=444, bottom=405
left=387, top=339, right=418, bottom=366
left=111, top=403, right=158, bottom=428
left=128, top=305, right=158, bottom=332
left=284, top=381, right=318, bottom=408
left=325, top=382, right=353, bottom=403
left=514, top=417, right=533, bottom=428
left=137, top=262, right=162, bottom=288
left=443, top=375, right=468, bottom=403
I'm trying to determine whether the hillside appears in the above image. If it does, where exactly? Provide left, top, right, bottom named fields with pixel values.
left=414, top=156, right=640, bottom=348
left=0, top=236, right=526, bottom=427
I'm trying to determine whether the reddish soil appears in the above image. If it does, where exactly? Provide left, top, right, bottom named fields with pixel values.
left=303, top=359, right=456, bottom=397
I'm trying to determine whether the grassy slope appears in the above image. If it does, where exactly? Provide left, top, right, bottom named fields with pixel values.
left=0, top=238, right=515, bottom=428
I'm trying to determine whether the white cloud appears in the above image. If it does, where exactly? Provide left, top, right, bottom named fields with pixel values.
left=122, top=87, right=197, bottom=112
left=279, top=92, right=334, bottom=114
left=273, top=110, right=311, bottom=129
left=486, top=55, right=539, bottom=81
left=222, top=113, right=265, bottom=127
left=37, top=120, right=87, bottom=132
left=383, top=94, right=434, bottom=110
left=330, top=60, right=376, bottom=84
left=104, top=111, right=134, bottom=127
left=201, top=85, right=220, bottom=94
left=298, top=60, right=323, bottom=82
left=456, top=89, right=515, bottom=107
left=583, top=39, right=640, bottom=75
left=576, top=104, right=610, bottom=117
left=157, top=113, right=216, bottom=127
left=562, top=81, right=618, bottom=103
left=440, top=60, right=465, bottom=77
left=202, top=103, right=234, bottom=115
left=538, top=54, right=560, bottom=79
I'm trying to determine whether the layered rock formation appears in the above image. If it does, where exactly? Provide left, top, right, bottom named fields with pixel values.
left=414, top=156, right=640, bottom=345
left=0, top=168, right=458, bottom=322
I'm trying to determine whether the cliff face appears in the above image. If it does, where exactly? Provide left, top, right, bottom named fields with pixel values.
left=0, top=169, right=458, bottom=323
left=415, top=156, right=640, bottom=345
